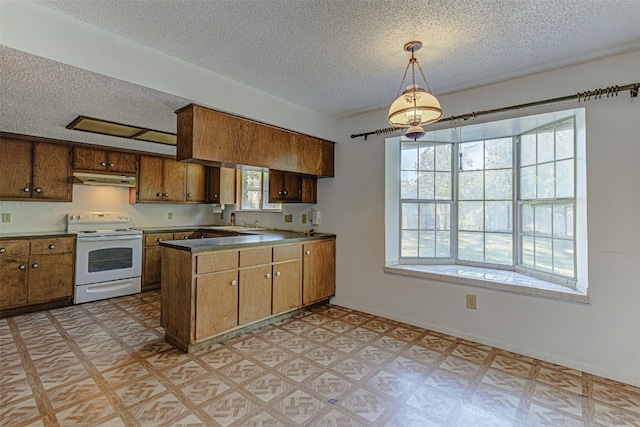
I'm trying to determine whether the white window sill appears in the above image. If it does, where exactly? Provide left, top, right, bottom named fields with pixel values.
left=384, top=264, right=589, bottom=304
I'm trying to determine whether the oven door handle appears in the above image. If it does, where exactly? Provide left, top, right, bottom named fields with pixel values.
left=77, top=235, right=143, bottom=243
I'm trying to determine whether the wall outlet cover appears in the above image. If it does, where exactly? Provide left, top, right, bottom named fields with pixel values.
left=1, top=213, right=10, bottom=223
left=466, top=294, right=477, bottom=310
left=284, top=214, right=293, bottom=223
left=301, top=214, right=307, bottom=224
left=168, top=212, right=173, bottom=220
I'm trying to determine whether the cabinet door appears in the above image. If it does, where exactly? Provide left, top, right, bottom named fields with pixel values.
left=107, top=151, right=138, bottom=174
left=143, top=246, right=163, bottom=285
left=30, top=237, right=74, bottom=255
left=138, top=155, right=164, bottom=201
left=0, top=240, right=30, bottom=259
left=73, top=146, right=107, bottom=171
left=195, top=271, right=238, bottom=339
left=172, top=231, right=200, bottom=241
left=0, top=259, right=29, bottom=308
left=0, top=137, right=33, bottom=199
left=27, top=253, right=73, bottom=303
left=32, top=142, right=72, bottom=201
left=162, top=159, right=186, bottom=202
left=273, top=259, right=301, bottom=314
left=208, top=167, right=236, bottom=204
left=239, top=265, right=272, bottom=325
left=185, top=163, right=206, bottom=203
left=302, top=239, right=336, bottom=305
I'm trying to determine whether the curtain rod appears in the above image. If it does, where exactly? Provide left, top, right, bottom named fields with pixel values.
left=350, top=82, right=640, bottom=140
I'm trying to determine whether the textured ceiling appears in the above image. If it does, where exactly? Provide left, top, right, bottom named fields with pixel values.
left=30, top=0, right=640, bottom=117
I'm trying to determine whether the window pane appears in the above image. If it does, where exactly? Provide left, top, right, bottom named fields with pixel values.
left=436, top=231, right=451, bottom=257
left=485, top=201, right=512, bottom=232
left=458, top=171, right=483, bottom=200
left=401, top=203, right=419, bottom=229
left=485, top=233, right=512, bottom=265
left=418, top=172, right=435, bottom=199
left=459, top=201, right=484, bottom=231
left=520, top=134, right=537, bottom=166
left=460, top=141, right=484, bottom=171
left=434, top=172, right=452, bottom=200
left=521, top=204, right=534, bottom=234
left=485, top=169, right=512, bottom=200
left=553, top=239, right=574, bottom=277
left=534, top=205, right=552, bottom=236
left=537, top=128, right=555, bottom=163
left=537, top=162, right=555, bottom=199
left=419, top=232, right=436, bottom=257
left=401, top=144, right=418, bottom=170
left=535, top=237, right=553, bottom=272
left=520, top=166, right=536, bottom=199
left=418, top=145, right=435, bottom=170
left=522, top=235, right=535, bottom=267
left=458, top=232, right=484, bottom=262
left=401, top=171, right=418, bottom=199
left=419, top=203, right=436, bottom=230
left=485, top=138, right=512, bottom=169
left=401, top=231, right=419, bottom=257
left=436, top=204, right=451, bottom=230
left=555, top=121, right=574, bottom=160
left=556, top=159, right=574, bottom=198
left=553, top=204, right=574, bottom=238
left=242, top=190, right=261, bottom=210
left=435, top=144, right=452, bottom=171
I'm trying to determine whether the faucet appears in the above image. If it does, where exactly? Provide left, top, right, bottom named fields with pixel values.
left=253, top=220, right=260, bottom=228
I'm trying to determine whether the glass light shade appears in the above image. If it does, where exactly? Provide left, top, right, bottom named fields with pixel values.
left=388, top=84, right=442, bottom=127
left=405, top=125, right=426, bottom=140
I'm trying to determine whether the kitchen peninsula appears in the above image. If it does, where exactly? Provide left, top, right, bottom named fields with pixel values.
left=159, top=230, right=335, bottom=352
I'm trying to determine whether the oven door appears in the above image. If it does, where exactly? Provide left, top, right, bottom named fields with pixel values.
left=75, top=234, right=142, bottom=286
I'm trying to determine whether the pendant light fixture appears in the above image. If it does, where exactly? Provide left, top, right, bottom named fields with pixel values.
left=388, top=41, right=442, bottom=140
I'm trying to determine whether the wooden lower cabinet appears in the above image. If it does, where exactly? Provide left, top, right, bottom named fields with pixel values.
left=161, top=237, right=334, bottom=352
left=195, top=270, right=238, bottom=339
left=142, top=231, right=201, bottom=290
left=0, top=237, right=74, bottom=316
left=303, top=239, right=336, bottom=305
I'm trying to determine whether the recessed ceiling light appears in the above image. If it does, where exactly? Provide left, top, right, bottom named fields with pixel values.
left=66, top=116, right=176, bottom=145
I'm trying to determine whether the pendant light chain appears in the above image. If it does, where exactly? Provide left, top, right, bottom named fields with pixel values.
left=415, top=59, right=433, bottom=95
left=396, top=61, right=412, bottom=98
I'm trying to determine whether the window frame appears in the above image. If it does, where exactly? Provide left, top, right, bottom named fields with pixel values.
left=236, top=170, right=282, bottom=212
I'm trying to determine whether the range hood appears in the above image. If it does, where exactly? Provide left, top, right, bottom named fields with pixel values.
left=73, top=172, right=136, bottom=188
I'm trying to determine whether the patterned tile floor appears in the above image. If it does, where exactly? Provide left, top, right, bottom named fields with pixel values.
left=1, top=291, right=639, bottom=426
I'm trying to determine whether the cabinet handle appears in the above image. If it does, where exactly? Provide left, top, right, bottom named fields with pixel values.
left=100, top=162, right=107, bottom=166
left=265, top=273, right=271, bottom=279
left=306, top=250, right=311, bottom=255
left=283, top=190, right=288, bottom=195
left=187, top=193, right=192, bottom=198
left=183, top=236, right=189, bottom=239
left=157, top=193, right=162, bottom=197
left=157, top=238, right=162, bottom=242
left=19, top=264, right=26, bottom=270
left=0, top=248, right=5, bottom=253
left=23, top=187, right=30, bottom=192
left=35, top=188, right=42, bottom=193
left=31, top=263, right=39, bottom=268
left=49, top=244, right=56, bottom=250
left=231, top=280, right=237, bottom=286
left=163, top=193, right=169, bottom=197
left=276, top=271, right=281, bottom=277
left=278, top=191, right=283, bottom=195
left=109, top=163, right=114, bottom=167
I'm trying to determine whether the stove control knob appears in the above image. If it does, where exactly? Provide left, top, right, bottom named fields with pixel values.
left=69, top=215, right=75, bottom=221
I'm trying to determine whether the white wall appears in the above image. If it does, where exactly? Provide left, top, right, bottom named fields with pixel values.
left=326, top=50, right=640, bottom=386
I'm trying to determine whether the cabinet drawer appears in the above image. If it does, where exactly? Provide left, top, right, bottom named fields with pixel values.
left=239, top=247, right=272, bottom=267
left=30, top=238, right=74, bottom=255
left=145, top=233, right=174, bottom=247
left=197, top=251, right=238, bottom=274
left=0, top=240, right=30, bottom=258
left=273, top=244, right=301, bottom=262
left=173, top=231, right=200, bottom=241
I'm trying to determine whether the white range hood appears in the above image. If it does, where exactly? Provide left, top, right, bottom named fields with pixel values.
left=73, top=172, right=136, bottom=188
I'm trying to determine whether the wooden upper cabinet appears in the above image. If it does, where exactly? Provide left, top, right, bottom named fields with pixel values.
left=269, top=170, right=317, bottom=204
left=0, top=137, right=72, bottom=202
left=162, top=159, right=186, bottom=202
left=73, top=146, right=137, bottom=175
left=137, top=155, right=188, bottom=203
left=0, top=137, right=33, bottom=199
left=208, top=167, right=236, bottom=204
left=186, top=163, right=206, bottom=203
left=176, top=104, right=335, bottom=177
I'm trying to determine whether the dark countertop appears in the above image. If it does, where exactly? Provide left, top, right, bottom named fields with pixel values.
left=159, top=230, right=335, bottom=253
left=133, top=225, right=214, bottom=233
left=0, top=231, right=76, bottom=240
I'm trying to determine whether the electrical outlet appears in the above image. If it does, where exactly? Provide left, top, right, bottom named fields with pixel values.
left=168, top=212, right=173, bottom=220
left=466, top=294, right=477, bottom=310
left=284, top=214, right=293, bottom=223
left=301, top=213, right=307, bottom=224
left=1, top=213, right=10, bottom=223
